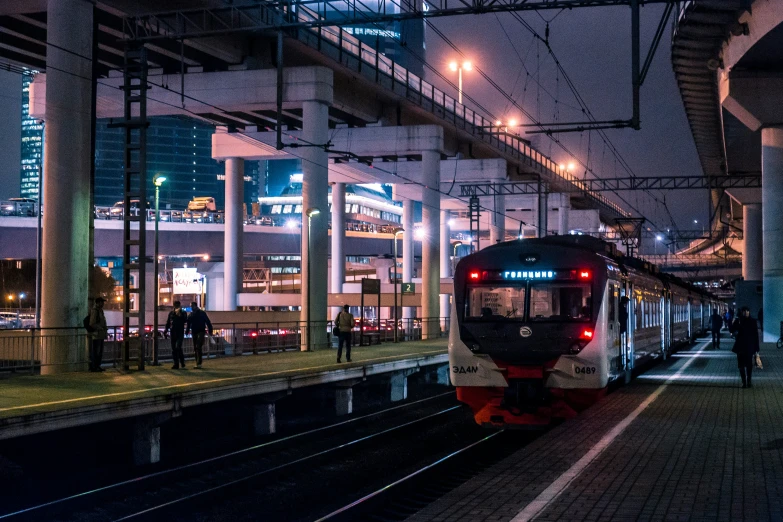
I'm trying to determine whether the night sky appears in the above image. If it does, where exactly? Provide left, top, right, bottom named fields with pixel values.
left=425, top=4, right=707, bottom=232
left=0, top=4, right=708, bottom=232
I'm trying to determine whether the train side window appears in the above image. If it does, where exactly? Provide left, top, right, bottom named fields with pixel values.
left=636, top=298, right=642, bottom=329
left=608, top=284, right=617, bottom=323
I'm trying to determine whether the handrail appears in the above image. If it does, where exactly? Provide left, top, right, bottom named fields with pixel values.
left=291, top=6, right=628, bottom=218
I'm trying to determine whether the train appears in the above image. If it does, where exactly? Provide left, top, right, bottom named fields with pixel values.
left=449, top=235, right=724, bottom=428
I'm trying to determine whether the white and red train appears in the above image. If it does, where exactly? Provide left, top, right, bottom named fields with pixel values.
left=449, top=235, right=723, bottom=427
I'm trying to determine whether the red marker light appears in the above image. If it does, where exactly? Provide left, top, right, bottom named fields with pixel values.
left=469, top=271, right=480, bottom=280
left=250, top=331, right=258, bottom=338
left=581, top=329, right=594, bottom=339
left=579, top=270, right=591, bottom=280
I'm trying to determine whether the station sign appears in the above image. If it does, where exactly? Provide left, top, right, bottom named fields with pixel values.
left=361, top=278, right=381, bottom=295
left=401, top=282, right=416, bottom=295
left=173, top=268, right=203, bottom=294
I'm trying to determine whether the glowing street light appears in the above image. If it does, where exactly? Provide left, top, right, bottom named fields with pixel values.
left=152, top=173, right=167, bottom=366
left=414, top=227, right=425, bottom=240
left=448, top=60, right=473, bottom=104
left=305, top=208, right=321, bottom=351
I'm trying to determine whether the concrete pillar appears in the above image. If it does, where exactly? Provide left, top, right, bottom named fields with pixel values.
left=331, top=183, right=346, bottom=319
left=335, top=385, right=353, bottom=416
left=490, top=194, right=506, bottom=245
left=436, top=364, right=449, bottom=385
left=253, top=403, right=276, bottom=436
left=40, top=0, right=93, bottom=373
left=762, top=127, right=783, bottom=342
left=402, top=199, right=415, bottom=323
left=743, top=203, right=762, bottom=281
left=558, top=194, right=570, bottom=236
left=132, top=418, right=161, bottom=466
left=420, top=151, right=441, bottom=339
left=224, top=158, right=244, bottom=311
left=538, top=190, right=549, bottom=238
left=440, top=210, right=450, bottom=331
left=301, top=100, right=330, bottom=350
left=390, top=368, right=418, bottom=402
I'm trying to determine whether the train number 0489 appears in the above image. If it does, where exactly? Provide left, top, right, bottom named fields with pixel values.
left=574, top=366, right=597, bottom=375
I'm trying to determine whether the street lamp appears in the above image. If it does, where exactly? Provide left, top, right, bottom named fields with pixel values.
left=448, top=60, right=472, bottom=104
left=152, top=174, right=166, bottom=366
left=305, top=207, right=321, bottom=351
left=18, top=293, right=25, bottom=310
left=392, top=227, right=404, bottom=343
left=655, top=234, right=663, bottom=255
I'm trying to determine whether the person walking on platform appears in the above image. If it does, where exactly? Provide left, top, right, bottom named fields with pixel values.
left=165, top=300, right=188, bottom=369
left=88, top=297, right=108, bottom=372
left=186, top=302, right=213, bottom=369
left=731, top=306, right=760, bottom=388
left=710, top=310, right=723, bottom=349
left=335, top=304, right=355, bottom=363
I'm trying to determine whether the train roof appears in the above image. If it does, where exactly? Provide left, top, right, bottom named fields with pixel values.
left=479, top=235, right=717, bottom=300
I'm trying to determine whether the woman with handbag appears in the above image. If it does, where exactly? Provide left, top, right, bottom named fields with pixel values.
left=731, top=306, right=760, bottom=388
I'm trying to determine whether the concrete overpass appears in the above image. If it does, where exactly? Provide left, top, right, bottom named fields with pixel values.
left=0, top=0, right=639, bottom=370
left=672, top=0, right=783, bottom=340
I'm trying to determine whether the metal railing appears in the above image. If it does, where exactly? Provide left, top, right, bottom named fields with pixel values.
left=290, top=7, right=628, bottom=219
left=0, top=317, right=450, bottom=374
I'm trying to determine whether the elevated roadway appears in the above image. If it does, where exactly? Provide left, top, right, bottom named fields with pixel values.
left=672, top=0, right=783, bottom=339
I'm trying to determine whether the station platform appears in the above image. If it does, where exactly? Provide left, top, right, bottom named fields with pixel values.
left=0, top=339, right=447, bottom=441
left=407, top=334, right=783, bottom=522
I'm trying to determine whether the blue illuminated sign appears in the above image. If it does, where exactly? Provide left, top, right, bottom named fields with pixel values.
left=503, top=270, right=555, bottom=279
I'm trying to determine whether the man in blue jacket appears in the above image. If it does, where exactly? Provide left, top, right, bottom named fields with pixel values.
left=185, top=302, right=213, bottom=369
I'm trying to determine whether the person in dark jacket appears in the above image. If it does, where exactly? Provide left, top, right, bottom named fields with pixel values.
left=185, top=302, right=213, bottom=369
left=731, top=307, right=760, bottom=388
left=709, top=310, right=723, bottom=349
left=165, top=300, right=188, bottom=369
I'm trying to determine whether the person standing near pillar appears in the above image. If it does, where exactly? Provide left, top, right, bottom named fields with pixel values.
left=731, top=307, right=759, bottom=388
left=335, top=304, right=354, bottom=363
left=88, top=297, right=107, bottom=372
left=186, top=301, right=213, bottom=369
left=165, top=300, right=187, bottom=369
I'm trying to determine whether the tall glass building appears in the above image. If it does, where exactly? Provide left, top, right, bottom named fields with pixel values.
left=94, top=116, right=260, bottom=209
left=19, top=72, right=43, bottom=200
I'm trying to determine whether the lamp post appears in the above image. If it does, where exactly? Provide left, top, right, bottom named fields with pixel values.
left=18, top=293, right=25, bottom=310
left=655, top=234, right=663, bottom=255
left=392, top=227, right=404, bottom=343
left=152, top=174, right=166, bottom=365
left=305, top=207, right=320, bottom=352
left=448, top=60, right=472, bottom=104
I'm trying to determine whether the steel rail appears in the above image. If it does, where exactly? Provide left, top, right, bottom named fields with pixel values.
left=111, top=405, right=463, bottom=521
left=314, top=429, right=506, bottom=521
left=0, top=392, right=455, bottom=520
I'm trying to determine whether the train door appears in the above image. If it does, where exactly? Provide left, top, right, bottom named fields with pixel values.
left=661, top=291, right=670, bottom=359
left=621, top=283, right=634, bottom=381
left=608, top=282, right=620, bottom=372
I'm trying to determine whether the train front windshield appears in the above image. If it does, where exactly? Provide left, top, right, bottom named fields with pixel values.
left=466, top=281, right=591, bottom=322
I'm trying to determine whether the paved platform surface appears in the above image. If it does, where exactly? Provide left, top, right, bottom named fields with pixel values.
left=0, top=339, right=447, bottom=437
left=407, top=333, right=783, bottom=522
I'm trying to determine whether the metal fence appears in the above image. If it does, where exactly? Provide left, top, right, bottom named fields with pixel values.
left=0, top=317, right=450, bottom=374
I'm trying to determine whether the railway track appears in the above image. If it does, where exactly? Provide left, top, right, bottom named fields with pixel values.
left=2, top=392, right=487, bottom=522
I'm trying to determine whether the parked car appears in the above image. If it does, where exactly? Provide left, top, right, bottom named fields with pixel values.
left=0, top=312, right=23, bottom=329
left=187, top=197, right=217, bottom=212
left=1, top=198, right=37, bottom=217
left=100, top=199, right=150, bottom=219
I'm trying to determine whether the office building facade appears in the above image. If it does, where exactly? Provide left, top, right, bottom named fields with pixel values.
left=19, top=72, right=43, bottom=200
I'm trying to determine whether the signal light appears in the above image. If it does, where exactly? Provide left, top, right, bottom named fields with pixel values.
left=250, top=331, right=258, bottom=338
left=579, top=270, right=591, bottom=280
left=581, top=329, right=593, bottom=339
left=469, top=271, right=480, bottom=280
